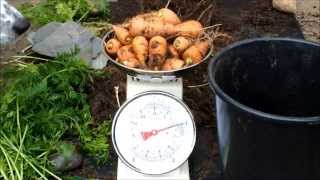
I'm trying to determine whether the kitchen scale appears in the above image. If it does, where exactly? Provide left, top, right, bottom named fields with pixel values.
left=114, top=76, right=195, bottom=180
left=102, top=31, right=213, bottom=180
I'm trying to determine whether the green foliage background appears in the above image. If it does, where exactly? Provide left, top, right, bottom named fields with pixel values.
left=19, top=0, right=110, bottom=25
left=0, top=54, right=111, bottom=179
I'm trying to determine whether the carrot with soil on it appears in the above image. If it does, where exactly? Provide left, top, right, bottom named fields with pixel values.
left=104, top=38, right=121, bottom=55
left=113, top=25, right=132, bottom=45
left=132, top=36, right=148, bottom=67
left=127, top=11, right=204, bottom=39
left=173, top=36, right=193, bottom=53
left=128, top=17, right=146, bottom=37
left=158, top=8, right=181, bottom=25
left=182, top=40, right=210, bottom=65
left=122, top=57, right=141, bottom=68
left=195, top=40, right=210, bottom=56
left=142, top=17, right=176, bottom=38
left=129, top=18, right=204, bottom=39
left=162, top=58, right=185, bottom=71
left=148, top=36, right=168, bottom=70
left=128, top=15, right=177, bottom=38
left=117, top=45, right=136, bottom=63
left=117, top=45, right=140, bottom=68
left=175, top=20, right=204, bottom=38
left=183, top=46, right=203, bottom=65
left=168, top=45, right=180, bottom=58
left=132, top=8, right=180, bottom=25
left=103, top=6, right=214, bottom=71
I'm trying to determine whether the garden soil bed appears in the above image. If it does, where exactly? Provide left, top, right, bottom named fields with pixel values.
left=69, top=0, right=304, bottom=179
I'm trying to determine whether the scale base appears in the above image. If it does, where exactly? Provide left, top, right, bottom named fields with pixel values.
left=117, top=160, right=190, bottom=180
left=116, top=75, right=190, bottom=180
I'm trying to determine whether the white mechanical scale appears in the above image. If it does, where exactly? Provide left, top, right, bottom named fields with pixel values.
left=112, top=76, right=196, bottom=180
left=102, top=30, right=212, bottom=180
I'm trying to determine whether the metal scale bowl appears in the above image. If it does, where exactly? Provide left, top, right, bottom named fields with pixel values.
left=102, top=31, right=213, bottom=180
left=102, top=31, right=213, bottom=78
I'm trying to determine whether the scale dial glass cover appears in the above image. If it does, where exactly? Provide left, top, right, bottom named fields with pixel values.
left=112, top=91, right=196, bottom=175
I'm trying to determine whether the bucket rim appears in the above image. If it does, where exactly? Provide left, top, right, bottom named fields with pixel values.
left=208, top=37, right=320, bottom=124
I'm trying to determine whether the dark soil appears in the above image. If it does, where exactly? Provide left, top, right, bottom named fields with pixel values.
left=87, top=67, right=127, bottom=123
left=71, top=0, right=304, bottom=179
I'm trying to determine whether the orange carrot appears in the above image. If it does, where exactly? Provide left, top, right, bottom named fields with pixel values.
left=195, top=40, right=210, bottom=57
left=162, top=58, right=185, bottom=71
left=132, top=36, right=148, bottom=67
left=144, top=17, right=164, bottom=38
left=175, top=20, right=203, bottom=38
left=113, top=25, right=132, bottom=45
left=104, top=38, right=121, bottom=55
left=122, top=57, right=140, bottom=68
left=168, top=44, right=179, bottom=58
left=120, top=21, right=130, bottom=29
left=128, top=17, right=146, bottom=37
left=148, top=36, right=168, bottom=70
left=173, top=36, right=193, bottom=53
left=158, top=8, right=181, bottom=25
left=143, top=17, right=176, bottom=38
left=117, top=45, right=136, bottom=62
left=182, top=45, right=203, bottom=65
left=127, top=8, right=180, bottom=37
left=161, top=23, right=176, bottom=37
left=182, top=40, right=210, bottom=65
left=133, top=8, right=180, bottom=25
left=128, top=16, right=176, bottom=38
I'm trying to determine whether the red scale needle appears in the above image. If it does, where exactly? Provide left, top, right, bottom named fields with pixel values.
left=141, top=123, right=183, bottom=141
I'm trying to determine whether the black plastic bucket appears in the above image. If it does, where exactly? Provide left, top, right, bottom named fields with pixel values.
left=208, top=38, right=320, bottom=180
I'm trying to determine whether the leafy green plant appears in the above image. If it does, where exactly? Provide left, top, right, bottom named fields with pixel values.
left=19, top=0, right=110, bottom=26
left=0, top=53, right=111, bottom=178
left=0, top=103, right=60, bottom=180
left=77, top=120, right=111, bottom=165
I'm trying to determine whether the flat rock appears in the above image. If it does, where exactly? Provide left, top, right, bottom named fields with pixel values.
left=28, top=21, right=107, bottom=69
left=27, top=22, right=62, bottom=45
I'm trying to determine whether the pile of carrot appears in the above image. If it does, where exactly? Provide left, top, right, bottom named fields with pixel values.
left=104, top=8, right=210, bottom=71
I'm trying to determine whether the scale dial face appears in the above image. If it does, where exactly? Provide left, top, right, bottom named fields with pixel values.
left=112, top=91, right=196, bottom=175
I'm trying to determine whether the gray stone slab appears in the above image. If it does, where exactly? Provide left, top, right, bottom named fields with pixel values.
left=28, top=21, right=108, bottom=69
